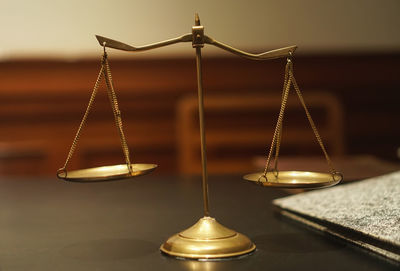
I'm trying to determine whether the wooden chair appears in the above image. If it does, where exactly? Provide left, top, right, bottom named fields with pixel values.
left=176, top=92, right=344, bottom=174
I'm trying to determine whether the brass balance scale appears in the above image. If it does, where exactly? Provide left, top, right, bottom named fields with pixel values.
left=57, top=14, right=343, bottom=260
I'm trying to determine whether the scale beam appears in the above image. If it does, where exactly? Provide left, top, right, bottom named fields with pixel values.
left=96, top=34, right=192, bottom=52
left=96, top=34, right=297, bottom=61
left=205, top=36, right=297, bottom=60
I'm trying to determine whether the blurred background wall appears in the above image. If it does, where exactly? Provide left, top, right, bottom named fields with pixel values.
left=1, top=0, right=400, bottom=58
left=0, top=0, right=399, bottom=176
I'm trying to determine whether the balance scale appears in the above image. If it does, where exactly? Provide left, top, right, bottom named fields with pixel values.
left=57, top=14, right=343, bottom=260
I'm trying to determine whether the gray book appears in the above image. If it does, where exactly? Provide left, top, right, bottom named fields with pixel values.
left=273, top=171, right=400, bottom=263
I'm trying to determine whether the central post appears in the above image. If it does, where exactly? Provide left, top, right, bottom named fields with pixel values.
left=192, top=14, right=210, bottom=217
left=160, top=14, right=255, bottom=260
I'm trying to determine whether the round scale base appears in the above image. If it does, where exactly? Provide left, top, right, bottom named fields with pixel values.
left=243, top=170, right=342, bottom=189
left=57, top=163, right=157, bottom=182
left=160, top=216, right=256, bottom=259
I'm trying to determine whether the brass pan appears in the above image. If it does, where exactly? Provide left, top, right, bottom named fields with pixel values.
left=243, top=170, right=342, bottom=189
left=57, top=163, right=157, bottom=182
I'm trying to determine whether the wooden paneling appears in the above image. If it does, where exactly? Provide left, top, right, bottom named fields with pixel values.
left=0, top=54, right=399, bottom=176
left=176, top=93, right=345, bottom=174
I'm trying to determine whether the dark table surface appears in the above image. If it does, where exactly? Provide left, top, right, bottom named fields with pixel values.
left=0, top=173, right=397, bottom=271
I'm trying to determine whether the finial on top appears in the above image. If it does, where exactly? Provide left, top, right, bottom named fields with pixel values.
left=195, top=13, right=200, bottom=26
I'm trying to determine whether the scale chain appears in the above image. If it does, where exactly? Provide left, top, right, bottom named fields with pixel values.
left=261, top=60, right=292, bottom=180
left=102, top=56, right=133, bottom=174
left=57, top=52, right=133, bottom=176
left=273, top=61, right=291, bottom=174
left=288, top=63, right=336, bottom=174
left=261, top=57, right=338, bottom=182
left=57, top=59, right=104, bottom=176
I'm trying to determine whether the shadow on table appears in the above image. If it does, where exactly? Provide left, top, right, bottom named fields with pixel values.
left=253, top=233, right=346, bottom=253
left=60, top=238, right=157, bottom=261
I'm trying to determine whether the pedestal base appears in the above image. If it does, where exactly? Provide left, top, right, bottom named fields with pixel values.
left=160, top=216, right=256, bottom=259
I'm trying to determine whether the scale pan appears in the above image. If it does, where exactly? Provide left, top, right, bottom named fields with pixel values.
left=243, top=170, right=341, bottom=189
left=57, top=163, right=157, bottom=182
